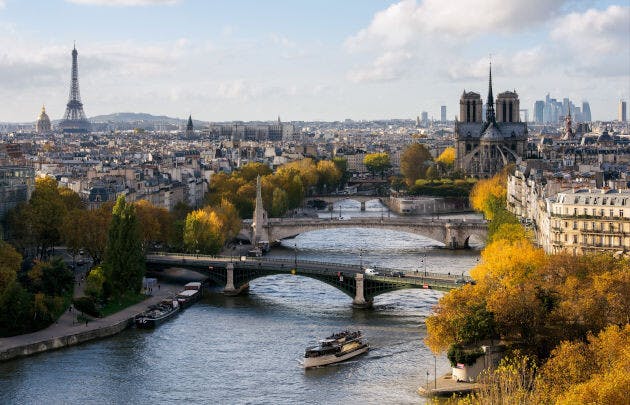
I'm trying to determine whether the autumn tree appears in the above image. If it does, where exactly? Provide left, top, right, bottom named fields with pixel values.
left=183, top=209, right=224, bottom=254
left=436, top=147, right=455, bottom=166
left=363, top=153, right=391, bottom=178
left=134, top=200, right=173, bottom=252
left=0, top=241, right=21, bottom=297
left=102, top=196, right=145, bottom=298
left=271, top=188, right=289, bottom=217
left=400, top=143, right=432, bottom=186
left=61, top=203, right=112, bottom=264
left=315, top=160, right=342, bottom=193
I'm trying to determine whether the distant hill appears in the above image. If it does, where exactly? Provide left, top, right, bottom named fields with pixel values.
left=90, top=112, right=204, bottom=124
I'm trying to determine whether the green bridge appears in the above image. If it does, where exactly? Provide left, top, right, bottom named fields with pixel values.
left=146, top=254, right=472, bottom=308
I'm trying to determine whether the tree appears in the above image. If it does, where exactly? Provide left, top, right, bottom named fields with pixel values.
left=134, top=200, right=173, bottom=252
left=183, top=209, right=224, bottom=255
left=102, top=196, right=145, bottom=298
left=332, top=157, right=350, bottom=186
left=271, top=188, right=289, bottom=217
left=315, top=160, right=342, bottom=193
left=436, top=147, right=455, bottom=166
left=0, top=241, right=21, bottom=296
left=425, top=165, right=438, bottom=181
left=469, top=170, right=509, bottom=220
left=213, top=199, right=241, bottom=240
left=23, top=177, right=68, bottom=259
left=28, top=257, right=74, bottom=297
left=85, top=266, right=106, bottom=299
left=363, top=153, right=391, bottom=178
left=401, top=143, right=432, bottom=186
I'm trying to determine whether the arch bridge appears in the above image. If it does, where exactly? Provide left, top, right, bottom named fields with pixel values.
left=244, top=217, right=487, bottom=249
left=145, top=254, right=472, bottom=308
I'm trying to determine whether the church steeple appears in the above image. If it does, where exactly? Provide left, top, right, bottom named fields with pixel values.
left=486, top=62, right=495, bottom=123
left=486, top=62, right=496, bottom=123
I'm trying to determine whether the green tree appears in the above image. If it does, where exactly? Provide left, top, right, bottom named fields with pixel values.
left=401, top=143, right=432, bottom=186
left=363, top=153, right=391, bottom=178
left=28, top=257, right=74, bottom=297
left=0, top=241, right=21, bottom=296
left=102, top=196, right=145, bottom=298
left=332, top=157, right=350, bottom=186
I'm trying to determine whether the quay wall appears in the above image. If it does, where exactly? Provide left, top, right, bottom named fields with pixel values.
left=0, top=317, right=134, bottom=362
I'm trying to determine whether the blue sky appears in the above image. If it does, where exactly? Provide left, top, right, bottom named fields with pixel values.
left=0, top=0, right=628, bottom=122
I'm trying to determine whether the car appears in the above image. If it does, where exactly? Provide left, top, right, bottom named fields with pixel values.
left=391, top=271, right=405, bottom=278
left=364, top=268, right=380, bottom=276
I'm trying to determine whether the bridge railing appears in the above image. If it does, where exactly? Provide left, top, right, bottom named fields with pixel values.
left=146, top=252, right=473, bottom=283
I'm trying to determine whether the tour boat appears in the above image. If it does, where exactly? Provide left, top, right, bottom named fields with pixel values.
left=303, top=330, right=369, bottom=368
left=135, top=299, right=180, bottom=329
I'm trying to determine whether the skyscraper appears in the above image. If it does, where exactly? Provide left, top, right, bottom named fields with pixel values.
left=440, top=106, right=446, bottom=123
left=619, top=100, right=627, bottom=122
left=582, top=101, right=592, bottom=122
left=534, top=101, right=544, bottom=123
left=421, top=111, right=428, bottom=125
left=58, top=44, right=90, bottom=133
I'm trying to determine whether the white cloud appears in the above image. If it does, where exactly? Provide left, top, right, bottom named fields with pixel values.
left=0, top=1, right=5, bottom=9
left=346, top=0, right=567, bottom=51
left=66, top=0, right=180, bottom=6
left=551, top=5, right=629, bottom=54
left=347, top=51, right=412, bottom=83
left=447, top=47, right=548, bottom=80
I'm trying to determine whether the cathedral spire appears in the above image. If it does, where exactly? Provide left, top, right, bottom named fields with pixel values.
left=486, top=62, right=495, bottom=123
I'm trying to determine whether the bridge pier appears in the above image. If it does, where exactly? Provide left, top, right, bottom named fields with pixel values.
left=223, top=262, right=249, bottom=296
left=352, top=273, right=373, bottom=309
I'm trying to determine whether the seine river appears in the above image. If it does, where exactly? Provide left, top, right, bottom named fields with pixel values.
left=0, top=200, right=481, bottom=405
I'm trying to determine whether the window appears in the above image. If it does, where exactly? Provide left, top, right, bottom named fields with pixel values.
left=609, top=209, right=614, bottom=218
left=583, top=208, right=588, bottom=216
left=573, top=221, right=578, bottom=230
left=573, top=235, right=578, bottom=244
left=573, top=208, right=577, bottom=215
left=621, top=210, right=624, bottom=218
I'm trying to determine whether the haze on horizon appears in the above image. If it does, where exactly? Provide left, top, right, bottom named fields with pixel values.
left=0, top=0, right=628, bottom=123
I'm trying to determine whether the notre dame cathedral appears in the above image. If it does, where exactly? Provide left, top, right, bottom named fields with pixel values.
left=454, top=65, right=527, bottom=177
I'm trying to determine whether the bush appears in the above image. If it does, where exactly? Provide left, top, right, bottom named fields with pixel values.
left=447, top=344, right=485, bottom=367
left=73, top=296, right=100, bottom=317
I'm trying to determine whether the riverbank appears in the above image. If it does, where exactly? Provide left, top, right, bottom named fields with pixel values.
left=0, top=283, right=180, bottom=362
left=418, top=372, right=481, bottom=398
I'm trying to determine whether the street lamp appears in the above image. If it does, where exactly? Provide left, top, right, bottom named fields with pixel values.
left=424, top=253, right=428, bottom=277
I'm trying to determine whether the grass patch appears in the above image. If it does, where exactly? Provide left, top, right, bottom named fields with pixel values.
left=99, top=293, right=147, bottom=317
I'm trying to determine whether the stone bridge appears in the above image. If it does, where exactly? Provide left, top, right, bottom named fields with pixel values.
left=146, top=254, right=472, bottom=308
left=243, top=217, right=487, bottom=249
left=306, top=195, right=383, bottom=211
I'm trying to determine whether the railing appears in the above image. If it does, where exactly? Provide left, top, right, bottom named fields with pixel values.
left=146, top=252, right=472, bottom=283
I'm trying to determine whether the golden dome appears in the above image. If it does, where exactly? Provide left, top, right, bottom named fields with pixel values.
left=36, top=105, right=52, bottom=133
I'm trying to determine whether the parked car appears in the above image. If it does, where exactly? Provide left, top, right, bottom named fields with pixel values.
left=364, top=268, right=380, bottom=276
left=391, top=271, right=405, bottom=278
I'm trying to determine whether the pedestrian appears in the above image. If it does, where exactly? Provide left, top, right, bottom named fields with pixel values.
left=158, top=284, right=160, bottom=290
left=85, top=319, right=88, bottom=327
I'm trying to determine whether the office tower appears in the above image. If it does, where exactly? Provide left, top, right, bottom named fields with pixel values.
left=440, top=106, right=446, bottom=123
left=421, top=111, right=428, bottom=126
left=619, top=100, right=627, bottom=122
left=582, top=101, right=592, bottom=122
left=534, top=101, right=544, bottom=123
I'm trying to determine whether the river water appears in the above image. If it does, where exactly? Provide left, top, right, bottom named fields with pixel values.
left=0, top=200, right=482, bottom=405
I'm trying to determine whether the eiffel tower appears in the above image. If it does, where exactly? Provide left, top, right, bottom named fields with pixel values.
left=58, top=44, right=91, bottom=133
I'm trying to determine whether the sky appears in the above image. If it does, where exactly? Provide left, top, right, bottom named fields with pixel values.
left=0, top=0, right=628, bottom=122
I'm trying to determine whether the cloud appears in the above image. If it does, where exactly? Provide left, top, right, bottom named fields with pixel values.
left=551, top=5, right=629, bottom=54
left=346, top=0, right=567, bottom=51
left=447, top=47, right=548, bottom=80
left=66, top=0, right=180, bottom=6
left=0, top=1, right=5, bottom=9
left=347, top=51, right=412, bottom=83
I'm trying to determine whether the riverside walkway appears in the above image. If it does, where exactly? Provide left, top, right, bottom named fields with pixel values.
left=146, top=254, right=473, bottom=308
left=0, top=280, right=179, bottom=362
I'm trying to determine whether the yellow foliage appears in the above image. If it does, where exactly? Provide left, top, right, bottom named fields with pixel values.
left=469, top=173, right=507, bottom=220
left=436, top=147, right=455, bottom=166
left=538, top=324, right=630, bottom=404
left=472, top=239, right=545, bottom=286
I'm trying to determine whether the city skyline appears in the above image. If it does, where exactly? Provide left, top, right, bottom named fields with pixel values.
left=0, top=0, right=628, bottom=122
